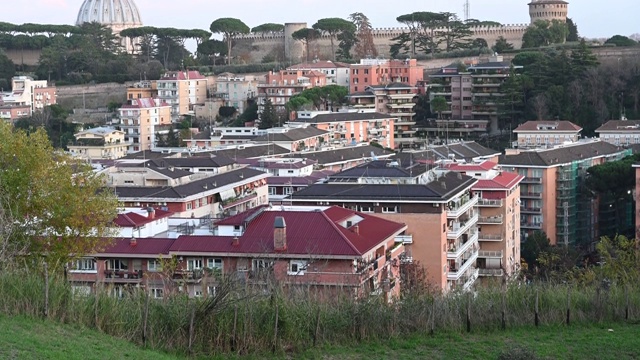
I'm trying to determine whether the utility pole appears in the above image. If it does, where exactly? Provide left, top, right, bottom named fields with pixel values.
left=463, top=0, right=471, bottom=21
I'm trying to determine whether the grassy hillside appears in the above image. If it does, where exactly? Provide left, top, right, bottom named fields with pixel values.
left=292, top=323, right=640, bottom=360
left=0, top=315, right=178, bottom=360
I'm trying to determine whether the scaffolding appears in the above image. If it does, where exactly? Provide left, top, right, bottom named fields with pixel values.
left=556, top=164, right=577, bottom=246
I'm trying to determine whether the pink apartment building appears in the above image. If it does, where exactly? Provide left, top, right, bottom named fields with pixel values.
left=258, top=70, right=327, bottom=115
left=349, top=59, right=423, bottom=94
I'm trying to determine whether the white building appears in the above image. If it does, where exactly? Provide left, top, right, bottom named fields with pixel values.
left=287, top=61, right=350, bottom=87
left=595, top=120, right=640, bottom=146
left=213, top=73, right=258, bottom=113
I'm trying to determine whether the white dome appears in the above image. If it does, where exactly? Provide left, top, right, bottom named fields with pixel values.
left=76, top=0, right=143, bottom=26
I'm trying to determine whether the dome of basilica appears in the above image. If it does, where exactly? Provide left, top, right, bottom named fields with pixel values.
left=76, top=0, right=143, bottom=27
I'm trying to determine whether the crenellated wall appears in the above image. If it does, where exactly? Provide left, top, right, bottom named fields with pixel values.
left=235, top=24, right=529, bottom=63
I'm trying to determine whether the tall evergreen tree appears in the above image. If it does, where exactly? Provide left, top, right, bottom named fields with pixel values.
left=259, top=99, right=278, bottom=129
left=350, top=12, right=378, bottom=59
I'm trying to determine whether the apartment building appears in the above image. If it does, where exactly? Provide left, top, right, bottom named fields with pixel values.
left=0, top=104, right=31, bottom=123
left=126, top=81, right=158, bottom=100
left=499, top=140, right=631, bottom=246
left=289, top=111, right=396, bottom=149
left=68, top=127, right=130, bottom=160
left=395, top=141, right=502, bottom=168
left=257, top=70, right=326, bottom=115
left=68, top=205, right=408, bottom=302
left=441, top=161, right=523, bottom=279
left=283, top=144, right=396, bottom=172
left=237, top=158, right=331, bottom=202
left=114, top=98, right=172, bottom=152
left=251, top=126, right=329, bottom=152
left=289, top=164, right=480, bottom=292
left=349, top=83, right=418, bottom=149
left=212, top=72, right=258, bottom=113
left=595, top=120, right=640, bottom=147
left=0, top=76, right=56, bottom=116
left=348, top=58, right=423, bottom=94
left=287, top=61, right=350, bottom=87
left=512, top=120, right=582, bottom=150
left=423, top=55, right=521, bottom=137
left=156, top=71, right=207, bottom=121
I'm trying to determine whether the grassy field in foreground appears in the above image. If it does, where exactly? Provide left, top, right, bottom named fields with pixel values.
left=278, top=323, right=640, bottom=360
left=1, top=315, right=639, bottom=360
left=0, top=315, right=178, bottom=360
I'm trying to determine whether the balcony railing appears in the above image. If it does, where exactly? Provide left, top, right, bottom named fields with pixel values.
left=447, top=231, right=479, bottom=259
left=447, top=195, right=478, bottom=218
left=521, top=222, right=542, bottom=229
left=478, top=250, right=503, bottom=258
left=103, top=270, right=144, bottom=282
left=521, top=192, right=542, bottom=199
left=478, top=215, right=503, bottom=224
left=448, top=252, right=479, bottom=280
left=478, top=268, right=504, bottom=277
left=447, top=213, right=478, bottom=239
left=395, top=235, right=413, bottom=244
left=521, top=206, right=542, bottom=214
left=477, top=198, right=503, bottom=207
left=478, top=234, right=503, bottom=242
left=522, top=176, right=542, bottom=184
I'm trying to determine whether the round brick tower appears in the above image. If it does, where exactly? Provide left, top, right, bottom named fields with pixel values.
left=528, top=0, right=569, bottom=24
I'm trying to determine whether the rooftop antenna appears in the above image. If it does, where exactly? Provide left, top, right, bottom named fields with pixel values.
left=463, top=0, right=470, bottom=21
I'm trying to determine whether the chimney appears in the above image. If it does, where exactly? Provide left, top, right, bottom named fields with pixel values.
left=353, top=224, right=359, bottom=235
left=146, top=207, right=155, bottom=219
left=273, top=216, right=287, bottom=252
left=232, top=236, right=240, bottom=247
left=130, top=237, right=137, bottom=247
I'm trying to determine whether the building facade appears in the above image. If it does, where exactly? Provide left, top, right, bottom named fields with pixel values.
left=0, top=76, right=56, bottom=115
left=115, top=98, right=172, bottom=152
left=287, top=61, right=350, bottom=87
left=157, top=71, right=207, bottom=121
left=348, top=59, right=424, bottom=94
left=257, top=70, right=326, bottom=115
left=213, top=73, right=258, bottom=113
left=68, top=127, right=130, bottom=160
left=595, top=120, right=640, bottom=147
left=512, top=120, right=582, bottom=150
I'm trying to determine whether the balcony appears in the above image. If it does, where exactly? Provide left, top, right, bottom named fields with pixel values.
left=521, top=192, right=542, bottom=199
left=478, top=233, right=503, bottom=242
left=173, top=269, right=205, bottom=283
left=478, top=268, right=504, bottom=277
left=446, top=195, right=478, bottom=218
left=461, top=268, right=480, bottom=291
left=395, top=235, right=413, bottom=244
left=447, top=212, right=478, bottom=239
left=222, top=189, right=257, bottom=210
left=477, top=215, right=503, bottom=224
left=447, top=231, right=479, bottom=259
left=521, top=206, right=542, bottom=214
left=522, top=177, right=542, bottom=184
left=521, top=222, right=542, bottom=229
left=477, top=198, right=503, bottom=207
left=103, top=270, right=144, bottom=283
left=448, top=251, right=479, bottom=281
left=478, top=250, right=503, bottom=258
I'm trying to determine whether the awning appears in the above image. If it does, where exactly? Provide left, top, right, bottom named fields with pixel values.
left=219, top=188, right=237, bottom=201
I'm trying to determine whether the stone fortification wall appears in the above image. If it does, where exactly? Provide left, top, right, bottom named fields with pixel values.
left=235, top=24, right=529, bottom=63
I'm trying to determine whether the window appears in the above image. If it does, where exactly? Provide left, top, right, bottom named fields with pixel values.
left=187, top=258, right=203, bottom=271
left=253, top=259, right=273, bottom=271
left=288, top=260, right=308, bottom=275
left=382, top=206, right=398, bottom=213
left=207, top=258, right=223, bottom=270
left=358, top=206, right=373, bottom=213
left=207, top=286, right=217, bottom=296
left=108, top=259, right=128, bottom=271
left=71, top=258, right=96, bottom=272
left=148, top=259, right=162, bottom=272
left=284, top=187, right=293, bottom=195
left=151, top=288, right=163, bottom=299
left=186, top=202, right=193, bottom=210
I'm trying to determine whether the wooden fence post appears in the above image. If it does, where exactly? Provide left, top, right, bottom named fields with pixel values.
left=466, top=292, right=471, bottom=333
left=43, top=261, right=49, bottom=318
left=566, top=286, right=571, bottom=326
left=534, top=289, right=539, bottom=327
left=142, top=290, right=150, bottom=346
left=188, top=307, right=195, bottom=355
left=272, top=303, right=279, bottom=353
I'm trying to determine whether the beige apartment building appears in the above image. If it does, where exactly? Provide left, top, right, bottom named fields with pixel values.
left=212, top=72, right=258, bottom=113
left=595, top=120, right=640, bottom=146
left=68, top=127, right=129, bottom=160
left=157, top=71, right=207, bottom=121
left=0, top=76, right=56, bottom=116
left=115, top=98, right=172, bottom=152
left=443, top=161, right=523, bottom=279
left=512, top=120, right=582, bottom=150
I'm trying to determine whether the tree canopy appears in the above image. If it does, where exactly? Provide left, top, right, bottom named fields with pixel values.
left=0, top=122, right=119, bottom=266
left=251, top=23, right=284, bottom=33
left=604, top=35, right=638, bottom=47
left=287, top=85, right=349, bottom=112
left=492, top=36, right=514, bottom=53
left=291, top=28, right=320, bottom=62
left=312, top=18, right=355, bottom=61
left=210, top=18, right=250, bottom=65
left=522, top=20, right=568, bottom=48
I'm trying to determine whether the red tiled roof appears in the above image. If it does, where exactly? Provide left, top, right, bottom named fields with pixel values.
left=474, top=172, right=523, bottom=190
left=214, top=205, right=269, bottom=226
left=172, top=206, right=406, bottom=257
left=101, top=238, right=174, bottom=256
left=159, top=71, right=206, bottom=81
left=513, top=121, right=582, bottom=132
left=446, top=161, right=497, bottom=172
left=114, top=208, right=173, bottom=227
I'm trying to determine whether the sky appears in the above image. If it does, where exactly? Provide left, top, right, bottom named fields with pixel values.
left=3, top=0, right=638, bottom=41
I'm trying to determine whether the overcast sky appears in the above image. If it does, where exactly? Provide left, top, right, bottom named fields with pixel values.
left=3, top=0, right=638, bottom=40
